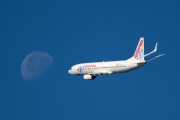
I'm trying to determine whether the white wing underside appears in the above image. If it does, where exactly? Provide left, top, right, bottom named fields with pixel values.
left=91, top=70, right=113, bottom=75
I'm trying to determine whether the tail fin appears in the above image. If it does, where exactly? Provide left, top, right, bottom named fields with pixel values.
left=128, top=37, right=144, bottom=61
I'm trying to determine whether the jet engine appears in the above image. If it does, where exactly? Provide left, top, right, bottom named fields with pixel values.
left=83, top=75, right=96, bottom=80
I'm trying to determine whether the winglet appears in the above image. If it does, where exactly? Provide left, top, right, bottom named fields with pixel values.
left=154, top=43, right=158, bottom=52
left=144, top=43, right=158, bottom=57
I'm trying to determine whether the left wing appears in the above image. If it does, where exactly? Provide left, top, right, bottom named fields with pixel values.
left=92, top=70, right=113, bottom=75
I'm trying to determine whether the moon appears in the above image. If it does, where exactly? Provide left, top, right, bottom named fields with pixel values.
left=21, top=52, right=53, bottom=80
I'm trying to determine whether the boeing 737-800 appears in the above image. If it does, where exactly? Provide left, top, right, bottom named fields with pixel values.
left=68, top=37, right=164, bottom=80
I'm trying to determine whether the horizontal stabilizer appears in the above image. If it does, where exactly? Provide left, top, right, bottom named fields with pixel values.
left=146, top=54, right=164, bottom=62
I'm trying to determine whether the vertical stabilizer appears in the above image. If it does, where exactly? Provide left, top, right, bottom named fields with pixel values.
left=128, top=37, right=144, bottom=61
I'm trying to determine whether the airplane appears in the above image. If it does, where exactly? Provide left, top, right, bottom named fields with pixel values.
left=68, top=37, right=164, bottom=80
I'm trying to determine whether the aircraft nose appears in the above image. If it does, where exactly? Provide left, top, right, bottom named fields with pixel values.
left=68, top=70, right=72, bottom=74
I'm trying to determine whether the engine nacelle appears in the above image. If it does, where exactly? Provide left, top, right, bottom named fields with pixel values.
left=83, top=75, right=96, bottom=80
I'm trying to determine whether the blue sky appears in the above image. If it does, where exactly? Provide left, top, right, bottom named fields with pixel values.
left=1, top=0, right=180, bottom=120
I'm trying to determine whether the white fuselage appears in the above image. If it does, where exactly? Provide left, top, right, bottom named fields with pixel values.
left=68, top=37, right=163, bottom=80
left=68, top=60, right=145, bottom=76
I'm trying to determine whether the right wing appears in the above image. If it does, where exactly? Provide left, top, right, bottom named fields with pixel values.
left=144, top=43, right=158, bottom=57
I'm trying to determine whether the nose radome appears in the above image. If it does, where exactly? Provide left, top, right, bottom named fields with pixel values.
left=68, top=70, right=72, bottom=74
